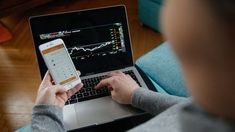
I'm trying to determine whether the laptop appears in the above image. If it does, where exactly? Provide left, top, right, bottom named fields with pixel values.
left=29, top=5, right=149, bottom=131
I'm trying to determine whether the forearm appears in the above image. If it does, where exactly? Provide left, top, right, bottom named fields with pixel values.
left=31, top=105, right=65, bottom=132
left=131, top=88, right=188, bottom=115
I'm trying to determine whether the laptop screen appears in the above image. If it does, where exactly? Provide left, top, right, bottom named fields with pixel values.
left=30, top=6, right=133, bottom=77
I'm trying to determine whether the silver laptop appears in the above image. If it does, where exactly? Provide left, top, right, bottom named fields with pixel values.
left=29, top=5, right=148, bottom=131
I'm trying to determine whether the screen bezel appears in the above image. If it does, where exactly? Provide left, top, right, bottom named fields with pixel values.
left=29, top=5, right=134, bottom=78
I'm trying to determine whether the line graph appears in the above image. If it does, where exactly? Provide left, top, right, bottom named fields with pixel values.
left=69, top=41, right=112, bottom=55
left=65, top=22, right=126, bottom=61
left=68, top=40, right=121, bottom=60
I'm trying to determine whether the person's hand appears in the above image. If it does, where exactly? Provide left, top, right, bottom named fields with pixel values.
left=35, top=71, right=83, bottom=108
left=95, top=71, right=140, bottom=104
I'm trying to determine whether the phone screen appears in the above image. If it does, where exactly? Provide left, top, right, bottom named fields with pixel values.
left=41, top=44, right=78, bottom=85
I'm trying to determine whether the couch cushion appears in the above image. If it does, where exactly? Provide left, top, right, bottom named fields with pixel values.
left=138, top=0, right=162, bottom=32
left=149, top=0, right=163, bottom=4
left=136, top=42, right=188, bottom=97
left=16, top=124, right=31, bottom=132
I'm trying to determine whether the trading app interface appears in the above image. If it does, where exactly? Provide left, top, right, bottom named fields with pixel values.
left=41, top=44, right=77, bottom=85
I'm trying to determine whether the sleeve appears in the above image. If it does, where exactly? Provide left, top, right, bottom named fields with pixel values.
left=31, top=105, right=65, bottom=132
left=131, top=88, right=188, bottom=115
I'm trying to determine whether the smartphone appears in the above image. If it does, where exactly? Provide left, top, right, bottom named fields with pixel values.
left=39, top=38, right=81, bottom=90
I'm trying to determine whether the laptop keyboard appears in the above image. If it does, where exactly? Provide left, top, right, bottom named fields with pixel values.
left=65, top=70, right=141, bottom=105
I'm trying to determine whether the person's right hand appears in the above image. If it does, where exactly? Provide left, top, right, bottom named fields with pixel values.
left=95, top=71, right=140, bottom=104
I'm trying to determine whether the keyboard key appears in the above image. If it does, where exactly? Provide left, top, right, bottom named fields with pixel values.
left=65, top=101, right=69, bottom=105
left=85, top=87, right=92, bottom=91
left=96, top=89, right=102, bottom=94
left=77, top=93, right=83, bottom=98
left=90, top=91, right=96, bottom=95
left=71, top=95, right=77, bottom=99
left=69, top=99, right=78, bottom=104
left=104, top=88, right=109, bottom=93
left=83, top=92, right=89, bottom=97
left=80, top=89, right=85, bottom=93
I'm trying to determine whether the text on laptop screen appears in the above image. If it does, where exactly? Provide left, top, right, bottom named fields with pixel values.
left=30, top=6, right=133, bottom=77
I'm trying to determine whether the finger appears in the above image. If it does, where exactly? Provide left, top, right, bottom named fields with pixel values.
left=74, top=83, right=83, bottom=90
left=110, top=91, right=118, bottom=102
left=126, top=74, right=133, bottom=79
left=57, top=91, right=69, bottom=102
left=52, top=85, right=66, bottom=94
left=110, top=90, right=115, bottom=98
left=68, top=83, right=83, bottom=97
left=66, top=91, right=72, bottom=98
left=67, top=83, right=83, bottom=97
left=114, top=71, right=124, bottom=74
left=41, top=71, right=53, bottom=86
left=60, top=93, right=69, bottom=104
left=107, top=71, right=124, bottom=77
left=107, top=85, right=113, bottom=91
left=77, top=70, right=81, bottom=76
left=95, top=77, right=114, bottom=89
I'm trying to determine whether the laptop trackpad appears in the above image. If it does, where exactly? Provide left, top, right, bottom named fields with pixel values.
left=74, top=96, right=136, bottom=128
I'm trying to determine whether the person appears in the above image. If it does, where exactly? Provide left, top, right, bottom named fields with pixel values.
left=32, top=0, right=235, bottom=131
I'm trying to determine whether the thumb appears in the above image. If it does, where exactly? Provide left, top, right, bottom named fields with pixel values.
left=41, top=71, right=53, bottom=87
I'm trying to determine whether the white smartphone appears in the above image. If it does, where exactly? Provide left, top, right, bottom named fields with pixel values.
left=39, top=38, right=81, bottom=90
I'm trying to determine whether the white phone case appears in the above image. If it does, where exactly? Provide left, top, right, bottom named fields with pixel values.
left=39, top=38, right=81, bottom=90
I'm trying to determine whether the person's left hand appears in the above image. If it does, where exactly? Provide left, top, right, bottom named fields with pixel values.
left=35, top=71, right=83, bottom=108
